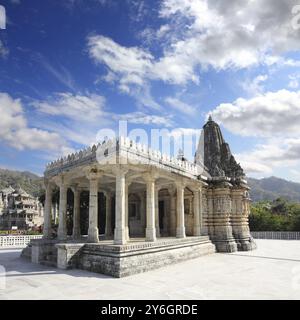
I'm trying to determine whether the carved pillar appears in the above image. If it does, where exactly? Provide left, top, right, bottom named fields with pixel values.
left=210, top=186, right=237, bottom=252
left=176, top=182, right=186, bottom=238
left=145, top=176, right=156, bottom=242
left=87, top=172, right=99, bottom=243
left=105, top=192, right=112, bottom=237
left=200, top=187, right=208, bottom=235
left=114, top=168, right=127, bottom=245
left=231, top=188, right=256, bottom=251
left=43, top=180, right=53, bottom=239
left=193, top=188, right=201, bottom=236
left=72, top=186, right=81, bottom=240
left=58, top=177, right=68, bottom=241
left=155, top=187, right=161, bottom=237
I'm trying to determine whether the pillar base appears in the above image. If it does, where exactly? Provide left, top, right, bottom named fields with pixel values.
left=114, top=228, right=127, bottom=245
left=176, top=227, right=186, bottom=238
left=193, top=226, right=201, bottom=236
left=72, top=228, right=81, bottom=240
left=88, top=227, right=99, bottom=243
left=156, top=227, right=161, bottom=237
left=235, top=237, right=257, bottom=251
left=213, top=239, right=237, bottom=253
left=125, top=226, right=130, bottom=241
left=146, top=227, right=156, bottom=242
left=57, top=234, right=67, bottom=241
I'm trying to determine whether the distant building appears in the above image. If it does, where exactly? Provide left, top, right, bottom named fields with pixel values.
left=0, top=186, right=43, bottom=230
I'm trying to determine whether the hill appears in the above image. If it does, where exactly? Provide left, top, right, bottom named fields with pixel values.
left=0, top=168, right=43, bottom=197
left=247, top=176, right=300, bottom=202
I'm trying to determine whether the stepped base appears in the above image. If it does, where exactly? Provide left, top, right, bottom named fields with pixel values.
left=78, top=236, right=216, bottom=277
left=25, top=236, right=216, bottom=278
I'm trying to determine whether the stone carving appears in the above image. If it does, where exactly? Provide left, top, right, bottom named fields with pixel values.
left=200, top=116, right=245, bottom=179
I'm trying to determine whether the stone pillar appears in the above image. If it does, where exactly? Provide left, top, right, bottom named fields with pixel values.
left=209, top=187, right=237, bottom=253
left=169, top=188, right=176, bottom=237
left=199, top=188, right=208, bottom=235
left=114, top=168, right=127, bottom=245
left=105, top=192, right=112, bottom=237
left=139, top=191, right=146, bottom=230
left=88, top=173, right=99, bottom=243
left=176, top=182, right=186, bottom=238
left=72, top=186, right=81, bottom=240
left=155, top=187, right=161, bottom=237
left=125, top=182, right=130, bottom=240
left=43, top=180, right=53, bottom=239
left=145, top=177, right=156, bottom=242
left=193, top=188, right=201, bottom=236
left=231, top=188, right=256, bottom=251
left=58, top=179, right=68, bottom=241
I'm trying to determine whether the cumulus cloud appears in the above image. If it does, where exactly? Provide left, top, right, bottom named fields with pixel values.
left=0, top=92, right=67, bottom=152
left=211, top=89, right=300, bottom=137
left=236, top=138, right=300, bottom=176
left=209, top=88, right=300, bottom=176
left=87, top=0, right=300, bottom=113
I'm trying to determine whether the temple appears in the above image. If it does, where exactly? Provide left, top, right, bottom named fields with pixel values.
left=23, top=117, right=256, bottom=277
left=0, top=186, right=43, bottom=230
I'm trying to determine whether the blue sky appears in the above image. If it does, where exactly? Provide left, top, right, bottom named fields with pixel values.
left=1, top=0, right=300, bottom=181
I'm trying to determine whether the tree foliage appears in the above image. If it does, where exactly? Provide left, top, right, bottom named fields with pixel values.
left=249, top=198, right=300, bottom=231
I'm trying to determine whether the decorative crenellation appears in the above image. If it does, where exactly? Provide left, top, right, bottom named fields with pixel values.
left=45, top=136, right=206, bottom=178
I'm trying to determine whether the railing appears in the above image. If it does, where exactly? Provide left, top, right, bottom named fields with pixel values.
left=0, top=235, right=43, bottom=248
left=251, top=231, right=300, bottom=240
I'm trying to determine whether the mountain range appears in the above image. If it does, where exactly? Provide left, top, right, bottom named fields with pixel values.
left=1, top=168, right=300, bottom=203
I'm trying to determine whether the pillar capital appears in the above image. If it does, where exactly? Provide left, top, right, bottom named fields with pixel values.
left=53, top=174, right=71, bottom=188
left=85, top=167, right=103, bottom=181
left=44, top=178, right=55, bottom=190
left=143, top=172, right=158, bottom=184
left=112, top=165, right=128, bottom=177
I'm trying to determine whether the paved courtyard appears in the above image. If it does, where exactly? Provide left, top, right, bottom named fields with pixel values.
left=1, top=239, right=300, bottom=300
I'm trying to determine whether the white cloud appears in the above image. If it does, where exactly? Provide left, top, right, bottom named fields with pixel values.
left=236, top=137, right=300, bottom=176
left=0, top=92, right=67, bottom=152
left=87, top=0, right=300, bottom=107
left=33, top=92, right=106, bottom=122
left=211, top=89, right=300, bottom=137
left=241, top=74, right=268, bottom=95
left=87, top=35, right=153, bottom=92
left=288, top=74, right=300, bottom=88
left=165, top=97, right=196, bottom=115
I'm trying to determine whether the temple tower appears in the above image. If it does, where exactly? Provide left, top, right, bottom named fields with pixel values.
left=195, top=116, right=256, bottom=252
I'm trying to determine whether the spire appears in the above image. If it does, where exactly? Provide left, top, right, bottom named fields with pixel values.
left=196, top=118, right=245, bottom=179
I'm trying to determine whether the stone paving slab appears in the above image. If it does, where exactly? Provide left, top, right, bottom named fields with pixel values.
left=1, top=240, right=300, bottom=300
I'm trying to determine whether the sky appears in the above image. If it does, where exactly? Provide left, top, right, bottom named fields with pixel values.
left=1, top=0, right=300, bottom=181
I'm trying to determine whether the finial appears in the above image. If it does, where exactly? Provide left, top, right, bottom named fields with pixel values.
left=208, top=114, right=212, bottom=122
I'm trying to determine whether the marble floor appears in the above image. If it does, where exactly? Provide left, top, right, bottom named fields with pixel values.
left=1, top=239, right=300, bottom=300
